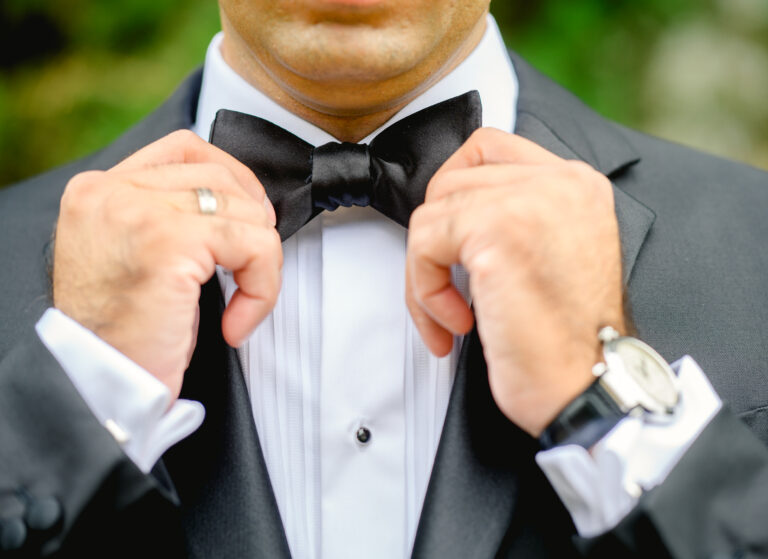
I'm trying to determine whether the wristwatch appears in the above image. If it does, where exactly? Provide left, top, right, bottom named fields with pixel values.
left=539, top=326, right=681, bottom=449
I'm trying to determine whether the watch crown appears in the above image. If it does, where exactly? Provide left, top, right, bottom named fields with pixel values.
left=598, top=326, right=620, bottom=343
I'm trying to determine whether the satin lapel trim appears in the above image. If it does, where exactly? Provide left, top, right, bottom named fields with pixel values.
left=411, top=329, right=528, bottom=558
left=411, top=329, right=579, bottom=558
left=162, top=277, right=291, bottom=559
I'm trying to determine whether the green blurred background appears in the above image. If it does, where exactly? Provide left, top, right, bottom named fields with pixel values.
left=1, top=0, right=767, bottom=187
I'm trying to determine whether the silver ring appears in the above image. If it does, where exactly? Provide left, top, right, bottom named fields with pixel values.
left=195, top=187, right=217, bottom=216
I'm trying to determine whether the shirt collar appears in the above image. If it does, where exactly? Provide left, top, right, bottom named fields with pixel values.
left=193, top=14, right=518, bottom=146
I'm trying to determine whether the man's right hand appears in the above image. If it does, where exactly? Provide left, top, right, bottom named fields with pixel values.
left=53, top=130, right=282, bottom=400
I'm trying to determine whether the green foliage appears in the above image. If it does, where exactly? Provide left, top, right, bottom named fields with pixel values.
left=1, top=0, right=766, bottom=186
left=0, top=0, right=219, bottom=185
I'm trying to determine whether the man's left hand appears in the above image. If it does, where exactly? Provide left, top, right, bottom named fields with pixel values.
left=406, top=128, right=626, bottom=437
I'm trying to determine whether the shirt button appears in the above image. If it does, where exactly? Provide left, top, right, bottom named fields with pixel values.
left=355, top=426, right=371, bottom=445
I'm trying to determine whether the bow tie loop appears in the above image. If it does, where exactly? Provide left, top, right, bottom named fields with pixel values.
left=311, top=142, right=373, bottom=211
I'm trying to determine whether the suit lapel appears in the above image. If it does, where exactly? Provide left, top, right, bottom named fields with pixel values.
left=513, top=110, right=655, bottom=286
left=412, top=53, right=656, bottom=558
left=411, top=329, right=580, bottom=559
left=510, top=52, right=655, bottom=285
left=162, top=277, right=291, bottom=559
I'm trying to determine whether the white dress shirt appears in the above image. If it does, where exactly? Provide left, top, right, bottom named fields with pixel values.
left=194, top=18, right=514, bottom=558
left=35, top=14, right=721, bottom=559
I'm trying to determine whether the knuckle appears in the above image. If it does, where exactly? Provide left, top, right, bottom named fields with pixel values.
left=136, top=217, right=175, bottom=254
left=465, top=244, right=503, bottom=284
left=412, top=279, right=434, bottom=302
left=166, top=128, right=199, bottom=145
left=465, top=127, right=508, bottom=154
left=104, top=190, right=157, bottom=233
left=562, top=160, right=614, bottom=207
left=467, top=127, right=495, bottom=144
left=243, top=228, right=272, bottom=264
left=62, top=171, right=104, bottom=208
left=466, top=128, right=485, bottom=144
left=407, top=223, right=432, bottom=255
left=407, top=204, right=429, bottom=231
left=464, top=128, right=488, bottom=154
left=494, top=194, right=524, bottom=226
left=564, top=159, right=595, bottom=177
left=430, top=173, right=459, bottom=200
left=212, top=217, right=235, bottom=241
left=563, top=160, right=603, bottom=189
left=160, top=129, right=204, bottom=156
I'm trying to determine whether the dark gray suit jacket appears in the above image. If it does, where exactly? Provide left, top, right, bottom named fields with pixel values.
left=1, top=52, right=768, bottom=558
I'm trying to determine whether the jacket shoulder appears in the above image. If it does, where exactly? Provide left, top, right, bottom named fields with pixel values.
left=0, top=69, right=202, bottom=352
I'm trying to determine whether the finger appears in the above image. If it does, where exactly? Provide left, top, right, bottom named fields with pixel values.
left=406, top=207, right=474, bottom=351
left=222, top=274, right=282, bottom=347
left=426, top=163, right=552, bottom=202
left=429, top=128, right=565, bottom=193
left=119, top=162, right=277, bottom=226
left=143, top=188, right=272, bottom=227
left=221, top=229, right=284, bottom=346
left=116, top=162, right=265, bottom=200
left=405, top=272, right=469, bottom=357
left=406, top=249, right=474, bottom=336
left=176, top=214, right=283, bottom=346
left=112, top=162, right=274, bottom=225
left=111, top=130, right=273, bottom=217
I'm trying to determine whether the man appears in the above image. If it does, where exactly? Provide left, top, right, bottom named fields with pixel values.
left=1, top=0, right=767, bottom=557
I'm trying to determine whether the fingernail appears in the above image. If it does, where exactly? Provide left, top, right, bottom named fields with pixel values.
left=264, top=197, right=277, bottom=226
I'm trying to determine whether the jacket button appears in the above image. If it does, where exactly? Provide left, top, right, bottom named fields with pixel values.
left=0, top=518, right=27, bottom=551
left=25, top=496, right=62, bottom=532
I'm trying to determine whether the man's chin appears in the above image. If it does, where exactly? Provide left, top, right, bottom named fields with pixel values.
left=270, top=26, right=427, bottom=84
left=307, top=0, right=388, bottom=7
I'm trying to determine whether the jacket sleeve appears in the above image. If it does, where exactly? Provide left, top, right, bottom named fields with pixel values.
left=0, top=330, right=184, bottom=557
left=576, top=407, right=768, bottom=558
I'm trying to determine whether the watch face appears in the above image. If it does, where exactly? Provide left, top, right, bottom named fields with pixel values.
left=609, top=339, right=679, bottom=413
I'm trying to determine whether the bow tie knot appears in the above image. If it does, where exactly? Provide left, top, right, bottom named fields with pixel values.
left=312, top=142, right=373, bottom=211
left=209, top=90, right=481, bottom=240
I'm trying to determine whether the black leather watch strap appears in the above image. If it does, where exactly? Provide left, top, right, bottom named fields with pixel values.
left=539, top=379, right=626, bottom=449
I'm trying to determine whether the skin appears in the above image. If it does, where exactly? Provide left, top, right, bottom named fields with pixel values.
left=218, top=0, right=490, bottom=141
left=54, top=131, right=281, bottom=398
left=407, top=129, right=625, bottom=434
left=54, top=0, right=625, bottom=435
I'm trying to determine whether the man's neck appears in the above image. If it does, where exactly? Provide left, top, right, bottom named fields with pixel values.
left=218, top=14, right=487, bottom=143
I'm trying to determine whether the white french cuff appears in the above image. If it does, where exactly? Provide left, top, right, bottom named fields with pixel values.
left=36, top=308, right=205, bottom=473
left=535, top=355, right=722, bottom=537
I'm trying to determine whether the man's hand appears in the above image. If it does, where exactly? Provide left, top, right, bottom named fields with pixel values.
left=406, top=129, right=625, bottom=437
left=53, top=130, right=282, bottom=400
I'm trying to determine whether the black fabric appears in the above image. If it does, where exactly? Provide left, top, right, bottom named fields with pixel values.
left=161, top=275, right=291, bottom=559
left=2, top=52, right=768, bottom=557
left=538, top=379, right=626, bottom=450
left=208, top=91, right=482, bottom=239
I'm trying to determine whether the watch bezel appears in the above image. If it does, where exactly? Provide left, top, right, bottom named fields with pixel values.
left=599, top=332, right=681, bottom=421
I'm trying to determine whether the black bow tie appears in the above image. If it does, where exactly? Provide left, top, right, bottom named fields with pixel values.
left=209, top=91, right=482, bottom=240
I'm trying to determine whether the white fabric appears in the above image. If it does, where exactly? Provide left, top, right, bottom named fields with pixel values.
left=32, top=11, right=719, bottom=559
left=198, top=16, right=515, bottom=559
left=35, top=308, right=205, bottom=474
left=536, top=356, right=722, bottom=537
